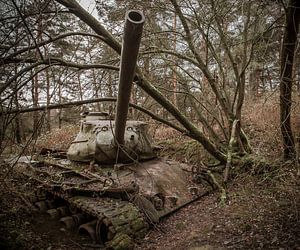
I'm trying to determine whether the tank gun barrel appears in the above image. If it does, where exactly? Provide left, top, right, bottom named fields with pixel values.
left=114, top=10, right=145, bottom=145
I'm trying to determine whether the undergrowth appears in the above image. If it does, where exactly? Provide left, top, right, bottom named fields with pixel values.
left=36, top=125, right=79, bottom=151
left=1, top=94, right=299, bottom=249
left=243, top=93, right=300, bottom=160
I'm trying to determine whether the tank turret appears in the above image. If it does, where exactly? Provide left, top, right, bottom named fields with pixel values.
left=67, top=10, right=156, bottom=164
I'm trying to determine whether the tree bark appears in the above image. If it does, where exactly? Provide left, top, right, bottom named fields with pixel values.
left=280, top=0, right=300, bottom=159
left=45, top=67, right=51, bottom=132
left=13, top=26, right=23, bottom=144
left=58, top=79, right=62, bottom=129
left=32, top=70, right=39, bottom=138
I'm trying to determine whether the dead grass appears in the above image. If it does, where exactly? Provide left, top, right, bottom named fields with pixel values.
left=242, top=93, right=300, bottom=160
left=242, top=95, right=282, bottom=159
left=36, top=125, right=79, bottom=151
left=136, top=162, right=300, bottom=249
left=135, top=95, right=300, bottom=249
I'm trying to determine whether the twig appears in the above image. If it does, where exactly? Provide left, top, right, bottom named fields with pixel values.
left=12, top=190, right=36, bottom=210
left=69, top=239, right=84, bottom=249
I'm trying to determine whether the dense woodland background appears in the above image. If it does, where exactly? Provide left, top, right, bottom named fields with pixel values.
left=0, top=0, right=300, bottom=249
left=0, top=0, right=300, bottom=172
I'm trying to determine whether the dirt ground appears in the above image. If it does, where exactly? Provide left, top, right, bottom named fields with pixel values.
left=0, top=156, right=299, bottom=250
left=136, top=169, right=300, bottom=250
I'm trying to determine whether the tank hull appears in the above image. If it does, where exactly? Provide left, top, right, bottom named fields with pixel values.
left=14, top=154, right=207, bottom=249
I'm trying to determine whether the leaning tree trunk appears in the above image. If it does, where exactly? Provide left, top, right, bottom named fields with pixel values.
left=280, top=0, right=300, bottom=160
left=55, top=0, right=227, bottom=163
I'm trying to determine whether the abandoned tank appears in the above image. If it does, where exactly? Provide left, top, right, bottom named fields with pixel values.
left=15, top=10, right=207, bottom=249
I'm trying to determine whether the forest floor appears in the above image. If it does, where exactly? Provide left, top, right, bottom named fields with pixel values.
left=0, top=122, right=300, bottom=249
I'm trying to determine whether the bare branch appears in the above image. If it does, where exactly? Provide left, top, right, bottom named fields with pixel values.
left=11, top=0, right=44, bottom=60
left=0, top=62, right=43, bottom=95
left=56, top=0, right=227, bottom=163
left=170, top=0, right=232, bottom=119
left=4, top=32, right=106, bottom=59
left=142, top=49, right=200, bottom=67
left=3, top=57, right=119, bottom=71
left=0, top=97, right=187, bottom=135
left=55, top=0, right=121, bottom=53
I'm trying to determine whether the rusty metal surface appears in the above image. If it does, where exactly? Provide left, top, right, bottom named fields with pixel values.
left=16, top=156, right=205, bottom=218
left=14, top=152, right=207, bottom=249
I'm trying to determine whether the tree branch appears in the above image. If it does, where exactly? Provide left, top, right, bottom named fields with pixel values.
left=142, top=49, right=200, bottom=67
left=53, top=0, right=227, bottom=163
left=0, top=62, right=43, bottom=95
left=55, top=0, right=121, bottom=53
left=2, top=57, right=119, bottom=71
left=210, top=0, right=240, bottom=87
left=170, top=0, right=232, bottom=119
left=0, top=97, right=187, bottom=134
left=4, top=32, right=106, bottom=59
left=11, top=0, right=44, bottom=60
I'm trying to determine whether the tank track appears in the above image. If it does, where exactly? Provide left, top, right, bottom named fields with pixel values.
left=16, top=159, right=149, bottom=249
left=69, top=196, right=149, bottom=245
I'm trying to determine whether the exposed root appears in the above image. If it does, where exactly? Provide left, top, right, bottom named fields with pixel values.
left=207, top=170, right=227, bottom=205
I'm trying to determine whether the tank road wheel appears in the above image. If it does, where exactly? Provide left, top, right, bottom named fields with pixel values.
left=78, top=220, right=98, bottom=242
left=69, top=197, right=149, bottom=248
left=60, top=216, right=76, bottom=229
